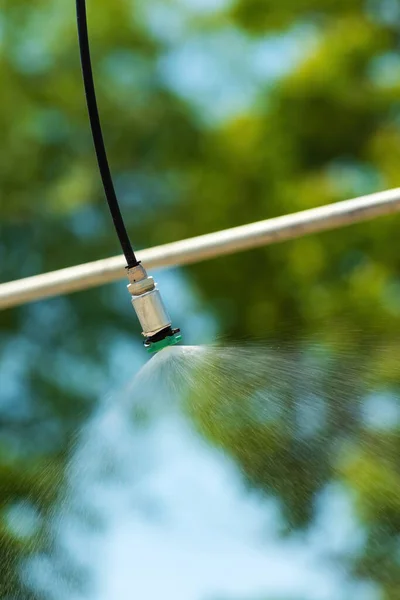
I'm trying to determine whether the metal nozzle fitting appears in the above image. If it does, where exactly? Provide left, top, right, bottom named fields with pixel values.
left=127, top=264, right=181, bottom=353
left=127, top=264, right=155, bottom=296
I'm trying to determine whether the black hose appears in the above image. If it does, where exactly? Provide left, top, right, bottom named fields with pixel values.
left=75, top=0, right=139, bottom=268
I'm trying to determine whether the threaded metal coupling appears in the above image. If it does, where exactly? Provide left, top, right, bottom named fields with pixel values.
left=127, top=265, right=172, bottom=338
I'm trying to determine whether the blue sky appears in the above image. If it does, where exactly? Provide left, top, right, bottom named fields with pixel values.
left=31, top=379, right=377, bottom=600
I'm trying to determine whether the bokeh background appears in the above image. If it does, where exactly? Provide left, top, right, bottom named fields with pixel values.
left=1, top=0, right=400, bottom=598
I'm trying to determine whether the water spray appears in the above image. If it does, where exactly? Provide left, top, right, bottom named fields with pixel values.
left=75, top=0, right=180, bottom=353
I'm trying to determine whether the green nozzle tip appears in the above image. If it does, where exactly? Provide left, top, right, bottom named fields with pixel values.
left=146, top=331, right=182, bottom=354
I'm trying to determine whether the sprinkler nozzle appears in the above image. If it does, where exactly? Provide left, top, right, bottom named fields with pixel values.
left=143, top=327, right=182, bottom=354
left=127, top=265, right=181, bottom=353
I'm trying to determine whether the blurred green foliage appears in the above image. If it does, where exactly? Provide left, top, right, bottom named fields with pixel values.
left=0, top=0, right=400, bottom=598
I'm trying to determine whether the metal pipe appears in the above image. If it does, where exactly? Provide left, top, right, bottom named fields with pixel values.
left=1, top=187, right=400, bottom=310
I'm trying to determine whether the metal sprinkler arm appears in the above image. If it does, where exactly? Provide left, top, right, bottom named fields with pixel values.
left=1, top=187, right=400, bottom=310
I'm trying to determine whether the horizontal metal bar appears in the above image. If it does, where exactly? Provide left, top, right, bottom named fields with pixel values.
left=1, top=187, right=400, bottom=310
